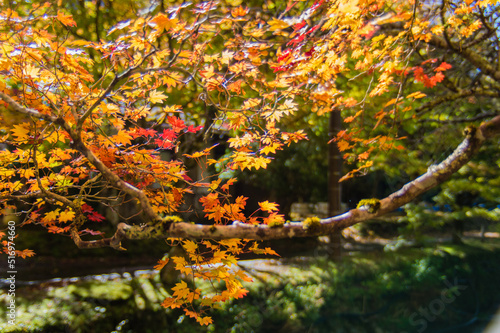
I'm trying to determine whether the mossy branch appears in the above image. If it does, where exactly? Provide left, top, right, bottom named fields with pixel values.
left=70, top=115, right=500, bottom=249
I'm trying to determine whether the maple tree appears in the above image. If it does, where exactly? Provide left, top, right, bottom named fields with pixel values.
left=1, top=0, right=500, bottom=324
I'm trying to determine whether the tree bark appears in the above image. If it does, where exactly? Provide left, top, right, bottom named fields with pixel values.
left=2, top=92, right=500, bottom=250
left=69, top=116, right=500, bottom=250
left=328, top=109, right=343, bottom=260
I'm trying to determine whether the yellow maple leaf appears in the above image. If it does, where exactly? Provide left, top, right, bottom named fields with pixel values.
left=407, top=91, right=426, bottom=99
left=260, top=143, right=282, bottom=155
left=219, top=239, right=241, bottom=248
left=229, top=62, right=248, bottom=74
left=259, top=200, right=279, bottom=212
left=149, top=90, right=168, bottom=104
left=172, top=281, right=190, bottom=298
left=184, top=151, right=205, bottom=159
left=252, top=156, right=270, bottom=170
left=243, top=98, right=261, bottom=109
left=431, top=25, right=444, bottom=35
left=200, top=65, right=215, bottom=79
left=209, top=179, right=221, bottom=192
left=268, top=19, right=289, bottom=31
left=42, top=209, right=60, bottom=223
left=114, top=130, right=132, bottom=146
left=265, top=212, right=285, bottom=226
left=263, top=110, right=284, bottom=123
left=10, top=124, right=30, bottom=141
left=338, top=0, right=360, bottom=14
left=217, top=50, right=233, bottom=65
left=172, top=256, right=193, bottom=275
left=20, top=169, right=35, bottom=179
left=59, top=209, right=76, bottom=223
left=23, top=64, right=40, bottom=79
left=461, top=20, right=482, bottom=38
left=162, top=72, right=182, bottom=88
left=182, top=239, right=198, bottom=254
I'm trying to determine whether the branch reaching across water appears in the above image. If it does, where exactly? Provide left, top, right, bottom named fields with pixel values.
left=71, top=115, right=500, bottom=249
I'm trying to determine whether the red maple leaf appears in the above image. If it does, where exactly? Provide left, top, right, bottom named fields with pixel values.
left=413, top=67, right=427, bottom=83
left=154, top=138, right=175, bottom=149
left=435, top=62, right=452, bottom=72
left=167, top=116, right=186, bottom=133
left=88, top=211, right=105, bottom=222
left=160, top=128, right=177, bottom=141
left=186, top=125, right=204, bottom=133
left=131, top=127, right=157, bottom=138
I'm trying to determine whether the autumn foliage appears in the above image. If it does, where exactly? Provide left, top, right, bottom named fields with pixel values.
left=1, top=0, right=500, bottom=324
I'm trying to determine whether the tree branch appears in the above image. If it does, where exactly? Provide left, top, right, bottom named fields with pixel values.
left=427, top=35, right=500, bottom=82
left=73, top=115, right=500, bottom=249
left=0, top=90, right=160, bottom=224
left=77, top=48, right=158, bottom=132
left=0, top=91, right=58, bottom=123
left=419, top=111, right=498, bottom=124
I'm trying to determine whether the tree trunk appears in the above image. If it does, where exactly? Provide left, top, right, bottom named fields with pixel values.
left=160, top=246, right=187, bottom=288
left=328, top=109, right=343, bottom=260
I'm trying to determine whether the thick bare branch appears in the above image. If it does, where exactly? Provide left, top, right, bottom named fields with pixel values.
left=73, top=115, right=500, bottom=249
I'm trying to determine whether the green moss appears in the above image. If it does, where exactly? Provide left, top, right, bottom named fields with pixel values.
left=302, top=216, right=321, bottom=230
left=356, top=198, right=381, bottom=213
left=63, top=281, right=133, bottom=301
left=163, top=215, right=183, bottom=223
left=463, top=125, right=476, bottom=137
left=268, top=219, right=285, bottom=228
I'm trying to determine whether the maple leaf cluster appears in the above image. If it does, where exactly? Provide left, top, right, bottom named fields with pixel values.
left=156, top=237, right=276, bottom=323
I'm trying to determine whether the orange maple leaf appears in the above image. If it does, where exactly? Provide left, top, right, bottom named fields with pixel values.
left=16, top=249, right=36, bottom=259
left=150, top=13, right=178, bottom=32
left=57, top=11, right=76, bottom=27
left=161, top=297, right=182, bottom=309
left=233, top=288, right=249, bottom=299
left=231, top=6, right=249, bottom=18
left=197, top=316, right=213, bottom=326
left=154, top=258, right=170, bottom=271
